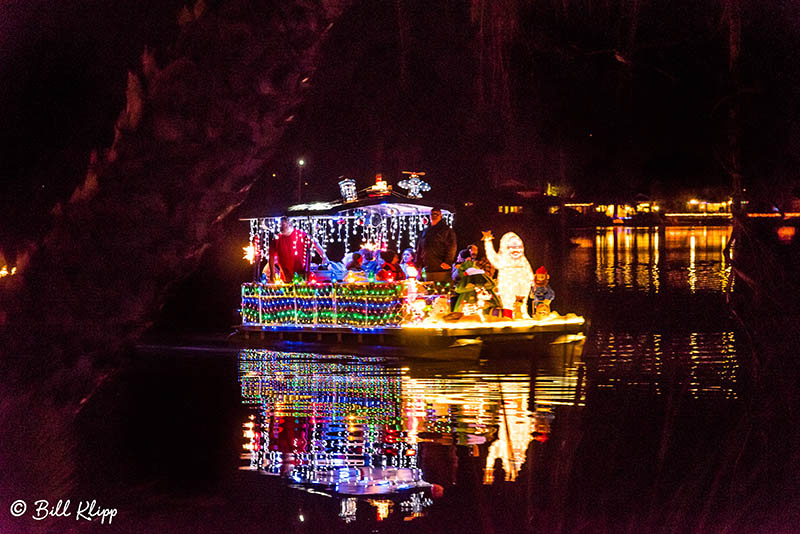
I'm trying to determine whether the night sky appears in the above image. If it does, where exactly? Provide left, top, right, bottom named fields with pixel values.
left=2, top=0, right=800, bottom=250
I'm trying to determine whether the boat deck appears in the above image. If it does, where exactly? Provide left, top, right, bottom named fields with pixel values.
left=235, top=316, right=586, bottom=358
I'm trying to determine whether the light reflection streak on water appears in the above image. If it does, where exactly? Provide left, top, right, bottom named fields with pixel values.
left=587, top=226, right=732, bottom=293
left=590, top=330, right=739, bottom=400
left=595, top=231, right=604, bottom=287
left=622, top=229, right=634, bottom=289
left=689, top=234, right=697, bottom=293
left=595, top=227, right=661, bottom=291
left=652, top=229, right=660, bottom=293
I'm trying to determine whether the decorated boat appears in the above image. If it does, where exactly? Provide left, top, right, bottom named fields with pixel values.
left=236, top=173, right=585, bottom=354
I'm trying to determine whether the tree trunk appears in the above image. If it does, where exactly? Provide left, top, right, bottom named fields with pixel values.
left=0, top=0, right=350, bottom=499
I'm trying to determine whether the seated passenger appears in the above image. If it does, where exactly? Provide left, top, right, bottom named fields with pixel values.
left=376, top=250, right=406, bottom=282
left=401, top=248, right=418, bottom=278
left=346, top=252, right=364, bottom=271
left=362, top=249, right=384, bottom=276
left=452, top=248, right=474, bottom=281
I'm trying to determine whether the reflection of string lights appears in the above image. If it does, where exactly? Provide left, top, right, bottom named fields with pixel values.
left=239, top=350, right=423, bottom=494
left=239, top=349, right=587, bottom=502
left=369, top=500, right=393, bottom=521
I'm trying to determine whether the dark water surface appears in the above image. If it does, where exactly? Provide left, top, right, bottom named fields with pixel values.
left=41, top=225, right=799, bottom=532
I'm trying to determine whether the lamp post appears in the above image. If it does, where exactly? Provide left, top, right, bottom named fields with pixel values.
left=297, top=158, right=305, bottom=203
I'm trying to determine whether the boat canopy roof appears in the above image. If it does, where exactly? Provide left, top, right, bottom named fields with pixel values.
left=242, top=191, right=454, bottom=221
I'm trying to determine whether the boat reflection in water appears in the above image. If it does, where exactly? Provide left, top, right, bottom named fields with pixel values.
left=237, top=347, right=585, bottom=524
left=239, top=350, right=431, bottom=523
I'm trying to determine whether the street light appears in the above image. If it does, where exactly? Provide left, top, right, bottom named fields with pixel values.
left=297, top=158, right=305, bottom=203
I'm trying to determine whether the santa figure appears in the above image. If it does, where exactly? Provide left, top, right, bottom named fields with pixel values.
left=482, top=230, right=534, bottom=318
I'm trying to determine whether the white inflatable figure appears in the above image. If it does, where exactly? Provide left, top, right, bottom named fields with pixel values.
left=482, top=230, right=534, bottom=318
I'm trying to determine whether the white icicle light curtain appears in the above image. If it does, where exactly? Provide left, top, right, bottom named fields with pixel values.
left=248, top=206, right=454, bottom=258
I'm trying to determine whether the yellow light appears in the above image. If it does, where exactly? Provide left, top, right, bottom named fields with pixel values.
left=777, top=226, right=796, bottom=243
left=406, top=265, right=418, bottom=278
left=401, top=314, right=585, bottom=330
left=689, top=199, right=699, bottom=205
left=747, top=212, right=800, bottom=218
left=243, top=244, right=256, bottom=264
left=664, top=213, right=733, bottom=218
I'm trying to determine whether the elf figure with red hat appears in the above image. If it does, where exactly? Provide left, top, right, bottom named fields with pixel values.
left=531, top=266, right=555, bottom=319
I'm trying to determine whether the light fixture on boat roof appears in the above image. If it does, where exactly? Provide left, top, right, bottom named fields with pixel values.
left=365, top=174, right=391, bottom=197
left=398, top=171, right=430, bottom=199
left=338, top=177, right=358, bottom=203
left=287, top=202, right=336, bottom=212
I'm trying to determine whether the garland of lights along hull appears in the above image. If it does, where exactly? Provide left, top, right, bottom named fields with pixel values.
left=239, top=173, right=584, bottom=342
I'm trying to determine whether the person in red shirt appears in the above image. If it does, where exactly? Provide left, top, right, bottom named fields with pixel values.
left=376, top=250, right=406, bottom=282
left=265, top=217, right=326, bottom=282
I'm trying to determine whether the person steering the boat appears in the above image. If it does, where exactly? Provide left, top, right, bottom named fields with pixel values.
left=416, top=207, right=457, bottom=283
left=264, top=217, right=327, bottom=282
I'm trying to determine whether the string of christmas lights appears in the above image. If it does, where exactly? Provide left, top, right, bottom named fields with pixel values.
left=242, top=282, right=404, bottom=327
left=248, top=210, right=454, bottom=260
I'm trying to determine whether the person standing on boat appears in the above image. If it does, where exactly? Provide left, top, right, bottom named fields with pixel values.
left=416, top=207, right=457, bottom=283
left=265, top=217, right=326, bottom=282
